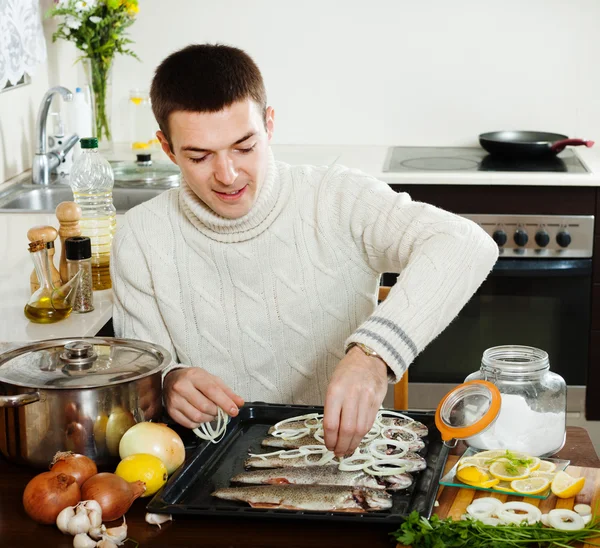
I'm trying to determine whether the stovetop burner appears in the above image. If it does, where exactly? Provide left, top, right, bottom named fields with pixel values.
left=384, top=147, right=589, bottom=174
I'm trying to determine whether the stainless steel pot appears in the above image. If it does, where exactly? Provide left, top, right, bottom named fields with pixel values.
left=0, top=337, right=171, bottom=469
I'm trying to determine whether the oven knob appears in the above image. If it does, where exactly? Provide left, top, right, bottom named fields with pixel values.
left=535, top=230, right=550, bottom=247
left=514, top=229, right=528, bottom=247
left=556, top=231, right=572, bottom=248
left=492, top=230, right=507, bottom=246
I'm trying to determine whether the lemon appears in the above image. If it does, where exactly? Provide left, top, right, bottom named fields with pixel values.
left=527, top=457, right=541, bottom=472
left=551, top=471, right=586, bottom=499
left=462, top=477, right=501, bottom=489
left=458, top=457, right=491, bottom=471
left=456, top=465, right=489, bottom=485
left=115, top=453, right=168, bottom=497
left=530, top=470, right=556, bottom=481
left=494, top=482, right=516, bottom=493
left=510, top=476, right=551, bottom=495
left=489, top=460, right=530, bottom=481
left=537, top=460, right=557, bottom=473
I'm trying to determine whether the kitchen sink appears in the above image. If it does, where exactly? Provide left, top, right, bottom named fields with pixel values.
left=0, top=181, right=173, bottom=213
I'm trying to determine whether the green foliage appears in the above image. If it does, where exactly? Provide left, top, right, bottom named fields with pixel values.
left=391, top=511, right=600, bottom=548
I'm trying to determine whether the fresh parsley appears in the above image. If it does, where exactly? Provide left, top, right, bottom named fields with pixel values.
left=391, top=511, right=600, bottom=548
left=485, top=450, right=534, bottom=475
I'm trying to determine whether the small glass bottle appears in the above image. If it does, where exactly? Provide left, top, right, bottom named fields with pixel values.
left=24, top=241, right=81, bottom=323
left=464, top=345, right=566, bottom=457
left=66, top=236, right=94, bottom=313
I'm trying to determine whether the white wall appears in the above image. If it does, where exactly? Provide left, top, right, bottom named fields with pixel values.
left=107, top=0, right=600, bottom=146
left=2, top=0, right=600, bottom=181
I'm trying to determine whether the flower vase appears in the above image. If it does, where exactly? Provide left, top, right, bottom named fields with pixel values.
left=83, top=56, right=113, bottom=152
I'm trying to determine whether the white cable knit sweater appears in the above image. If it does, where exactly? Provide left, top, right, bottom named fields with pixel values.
left=111, top=150, right=498, bottom=405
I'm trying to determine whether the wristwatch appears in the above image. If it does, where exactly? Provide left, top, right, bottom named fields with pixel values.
left=346, top=342, right=394, bottom=379
left=346, top=342, right=382, bottom=360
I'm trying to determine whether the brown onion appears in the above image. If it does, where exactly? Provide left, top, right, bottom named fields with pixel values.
left=23, top=471, right=81, bottom=524
left=81, top=472, right=145, bottom=521
left=50, top=451, right=98, bottom=487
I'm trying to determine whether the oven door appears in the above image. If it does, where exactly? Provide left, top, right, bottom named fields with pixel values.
left=390, top=258, right=592, bottom=413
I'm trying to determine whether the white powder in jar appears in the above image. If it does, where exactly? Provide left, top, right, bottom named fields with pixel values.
left=467, top=393, right=565, bottom=457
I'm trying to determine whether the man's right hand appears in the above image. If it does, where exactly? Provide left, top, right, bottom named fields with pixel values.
left=163, top=368, right=245, bottom=428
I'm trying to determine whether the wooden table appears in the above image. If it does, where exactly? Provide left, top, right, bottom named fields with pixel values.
left=0, top=427, right=597, bottom=548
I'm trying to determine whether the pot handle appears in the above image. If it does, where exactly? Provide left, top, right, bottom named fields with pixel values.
left=0, top=392, right=40, bottom=408
left=550, top=138, right=595, bottom=153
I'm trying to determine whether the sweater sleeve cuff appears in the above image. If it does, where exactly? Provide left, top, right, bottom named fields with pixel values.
left=345, top=316, right=417, bottom=383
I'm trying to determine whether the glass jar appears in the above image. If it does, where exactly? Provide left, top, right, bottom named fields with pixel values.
left=464, top=345, right=566, bottom=457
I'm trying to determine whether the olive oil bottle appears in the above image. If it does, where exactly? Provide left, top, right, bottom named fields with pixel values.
left=24, top=240, right=81, bottom=324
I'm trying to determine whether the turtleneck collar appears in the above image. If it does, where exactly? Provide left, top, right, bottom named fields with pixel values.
left=179, top=148, right=288, bottom=243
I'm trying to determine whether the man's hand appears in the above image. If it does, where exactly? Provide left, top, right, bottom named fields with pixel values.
left=323, top=346, right=389, bottom=457
left=164, top=368, right=245, bottom=428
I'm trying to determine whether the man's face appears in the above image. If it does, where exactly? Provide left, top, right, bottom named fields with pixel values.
left=158, top=99, right=274, bottom=219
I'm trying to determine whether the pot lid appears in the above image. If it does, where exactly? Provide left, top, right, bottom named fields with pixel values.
left=0, top=338, right=171, bottom=389
left=435, top=380, right=502, bottom=443
left=111, top=153, right=180, bottom=186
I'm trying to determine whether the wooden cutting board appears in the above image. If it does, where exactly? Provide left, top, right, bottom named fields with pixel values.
left=397, top=455, right=600, bottom=548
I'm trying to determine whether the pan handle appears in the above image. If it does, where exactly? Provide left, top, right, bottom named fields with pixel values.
left=0, top=392, right=40, bottom=408
left=550, top=138, right=595, bottom=153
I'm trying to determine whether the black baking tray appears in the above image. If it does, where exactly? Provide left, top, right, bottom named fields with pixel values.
left=146, top=403, right=449, bottom=523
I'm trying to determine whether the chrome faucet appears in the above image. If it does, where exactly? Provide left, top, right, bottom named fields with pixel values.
left=32, top=86, right=79, bottom=186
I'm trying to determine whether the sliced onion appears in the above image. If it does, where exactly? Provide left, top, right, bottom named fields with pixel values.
left=382, top=425, right=418, bottom=442
left=375, top=410, right=415, bottom=426
left=541, top=513, right=549, bottom=526
left=547, top=509, right=585, bottom=531
left=271, top=428, right=310, bottom=440
left=339, top=454, right=375, bottom=471
left=574, top=504, right=592, bottom=517
left=303, top=416, right=323, bottom=429
left=307, top=452, right=336, bottom=466
left=297, top=445, right=329, bottom=455
left=479, top=517, right=501, bottom=526
left=278, top=450, right=305, bottom=459
left=497, top=502, right=542, bottom=525
left=247, top=450, right=284, bottom=459
left=369, top=438, right=409, bottom=460
left=273, top=413, right=320, bottom=430
left=313, top=429, right=325, bottom=444
left=362, top=462, right=408, bottom=476
left=583, top=514, right=593, bottom=525
left=466, top=497, right=504, bottom=519
left=193, top=408, right=229, bottom=444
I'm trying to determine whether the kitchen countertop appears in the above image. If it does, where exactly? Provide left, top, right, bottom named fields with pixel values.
left=0, top=426, right=596, bottom=547
left=3, top=142, right=600, bottom=344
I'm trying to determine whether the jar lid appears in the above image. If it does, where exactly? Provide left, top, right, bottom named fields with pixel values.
left=111, top=154, right=180, bottom=187
left=0, top=338, right=171, bottom=389
left=65, top=236, right=92, bottom=260
left=435, top=380, right=501, bottom=443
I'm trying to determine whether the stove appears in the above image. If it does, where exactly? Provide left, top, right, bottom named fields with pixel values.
left=383, top=146, right=589, bottom=174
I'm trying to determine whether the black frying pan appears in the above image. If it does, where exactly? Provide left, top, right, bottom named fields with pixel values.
left=479, top=130, right=594, bottom=158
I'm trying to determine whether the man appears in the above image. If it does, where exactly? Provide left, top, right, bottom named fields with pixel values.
left=111, top=44, right=498, bottom=458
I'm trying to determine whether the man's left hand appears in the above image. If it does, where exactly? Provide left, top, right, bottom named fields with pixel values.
left=323, top=346, right=389, bottom=458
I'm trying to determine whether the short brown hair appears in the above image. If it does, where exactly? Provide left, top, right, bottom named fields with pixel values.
left=150, top=43, right=267, bottom=143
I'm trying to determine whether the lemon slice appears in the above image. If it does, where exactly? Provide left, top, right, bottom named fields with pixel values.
left=462, top=477, right=500, bottom=489
left=537, top=460, right=557, bottom=473
left=527, top=457, right=541, bottom=472
left=551, top=471, right=586, bottom=499
left=456, top=465, right=490, bottom=485
left=489, top=460, right=530, bottom=481
left=510, top=476, right=551, bottom=495
left=530, top=471, right=556, bottom=481
left=494, top=482, right=516, bottom=493
left=473, top=450, right=509, bottom=460
left=458, top=457, right=491, bottom=471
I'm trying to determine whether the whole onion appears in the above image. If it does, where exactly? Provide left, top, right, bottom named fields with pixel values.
left=50, top=451, right=97, bottom=487
left=119, top=422, right=185, bottom=475
left=23, top=471, right=81, bottom=524
left=81, top=473, right=145, bottom=522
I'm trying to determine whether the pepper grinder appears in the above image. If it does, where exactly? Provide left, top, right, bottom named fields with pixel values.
left=27, top=225, right=62, bottom=293
left=55, top=201, right=82, bottom=283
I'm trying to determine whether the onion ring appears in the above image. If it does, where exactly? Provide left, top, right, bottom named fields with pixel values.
left=547, top=509, right=585, bottom=531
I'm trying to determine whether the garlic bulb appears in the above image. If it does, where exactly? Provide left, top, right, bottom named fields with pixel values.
left=56, top=505, right=76, bottom=534
left=73, top=533, right=97, bottom=548
left=89, top=524, right=106, bottom=540
left=66, top=508, right=91, bottom=536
